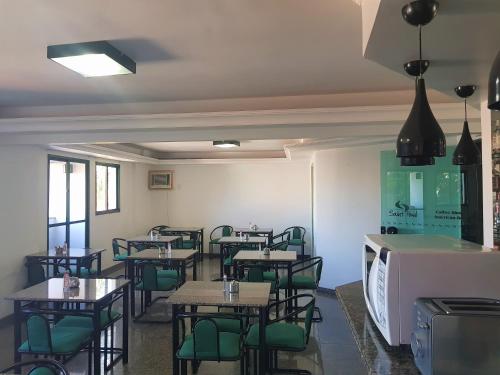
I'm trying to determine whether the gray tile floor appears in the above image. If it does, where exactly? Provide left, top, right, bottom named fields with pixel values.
left=0, top=259, right=367, bottom=375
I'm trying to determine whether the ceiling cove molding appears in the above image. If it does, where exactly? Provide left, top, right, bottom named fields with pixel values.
left=0, top=103, right=475, bottom=134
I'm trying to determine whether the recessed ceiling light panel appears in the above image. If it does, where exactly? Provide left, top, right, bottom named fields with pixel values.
left=47, top=41, right=136, bottom=77
left=213, top=140, right=240, bottom=148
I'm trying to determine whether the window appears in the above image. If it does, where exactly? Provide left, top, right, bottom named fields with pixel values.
left=96, top=162, right=120, bottom=214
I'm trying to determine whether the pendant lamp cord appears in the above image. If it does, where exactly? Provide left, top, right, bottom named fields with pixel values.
left=418, top=25, right=422, bottom=78
left=464, top=98, right=467, bottom=121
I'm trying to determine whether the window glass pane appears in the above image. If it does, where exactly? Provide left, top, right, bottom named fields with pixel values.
left=49, top=161, right=67, bottom=224
left=107, top=167, right=117, bottom=210
left=96, top=165, right=107, bottom=212
left=70, top=162, right=86, bottom=221
left=48, top=225, right=66, bottom=249
left=69, top=222, right=86, bottom=248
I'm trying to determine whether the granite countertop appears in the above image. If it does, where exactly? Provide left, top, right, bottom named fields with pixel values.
left=336, top=281, right=421, bottom=375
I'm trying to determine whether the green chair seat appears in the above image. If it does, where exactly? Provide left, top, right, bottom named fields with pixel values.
left=56, top=310, right=121, bottom=330
left=263, top=271, right=276, bottom=281
left=157, top=269, right=180, bottom=279
left=19, top=326, right=92, bottom=355
left=241, top=278, right=277, bottom=292
left=212, top=318, right=243, bottom=334
left=279, top=275, right=317, bottom=290
left=182, top=240, right=194, bottom=249
left=113, top=253, right=128, bottom=261
left=177, top=332, right=241, bottom=360
left=29, top=367, right=57, bottom=375
left=209, top=238, right=220, bottom=244
left=288, top=239, right=305, bottom=246
left=245, top=322, right=306, bottom=351
left=70, top=267, right=97, bottom=278
left=136, top=277, right=177, bottom=291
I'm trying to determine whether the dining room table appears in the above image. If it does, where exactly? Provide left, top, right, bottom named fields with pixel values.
left=233, top=250, right=297, bottom=314
left=159, top=227, right=205, bottom=255
left=168, top=281, right=271, bottom=375
left=233, top=227, right=274, bottom=245
left=125, top=248, right=198, bottom=321
left=217, top=236, right=268, bottom=277
left=25, top=247, right=106, bottom=277
left=125, top=235, right=181, bottom=255
left=6, top=277, right=130, bottom=375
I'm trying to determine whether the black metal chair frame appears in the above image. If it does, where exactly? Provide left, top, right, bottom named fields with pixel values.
left=112, top=238, right=128, bottom=278
left=1, top=359, right=69, bottom=375
left=176, top=312, right=245, bottom=375
left=245, top=293, right=315, bottom=375
left=283, top=226, right=306, bottom=258
left=209, top=225, right=233, bottom=257
left=288, top=257, right=323, bottom=322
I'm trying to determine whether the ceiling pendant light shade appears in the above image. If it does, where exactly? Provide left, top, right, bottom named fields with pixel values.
left=453, top=85, right=480, bottom=165
left=213, top=140, right=240, bottom=148
left=488, top=50, right=500, bottom=110
left=396, top=0, right=444, bottom=166
left=396, top=78, right=446, bottom=166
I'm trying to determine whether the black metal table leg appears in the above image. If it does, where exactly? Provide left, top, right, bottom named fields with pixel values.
left=172, top=304, right=179, bottom=375
left=13, top=301, right=21, bottom=367
left=93, top=302, right=101, bottom=375
left=287, top=262, right=293, bottom=316
left=181, top=262, right=187, bottom=284
left=97, top=253, right=102, bottom=276
left=219, top=243, right=224, bottom=277
left=76, top=258, right=81, bottom=277
left=192, top=256, right=197, bottom=281
left=128, top=260, right=136, bottom=319
left=122, top=284, right=129, bottom=364
left=258, top=306, right=267, bottom=375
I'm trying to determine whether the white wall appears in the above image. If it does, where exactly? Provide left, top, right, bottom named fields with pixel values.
left=313, top=145, right=386, bottom=289
left=0, top=146, right=167, bottom=318
left=159, top=161, right=312, bottom=254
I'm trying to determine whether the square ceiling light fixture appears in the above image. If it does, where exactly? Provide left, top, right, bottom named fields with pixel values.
left=47, top=41, right=136, bottom=77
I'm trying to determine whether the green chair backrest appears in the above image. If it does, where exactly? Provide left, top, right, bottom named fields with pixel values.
left=112, top=239, right=120, bottom=256
left=27, top=263, right=46, bottom=287
left=292, top=227, right=302, bottom=240
left=304, top=298, right=315, bottom=343
left=142, top=264, right=158, bottom=290
left=316, top=258, right=323, bottom=285
left=247, top=267, right=264, bottom=282
left=27, top=315, right=51, bottom=353
left=222, top=226, right=232, bottom=236
left=28, top=367, right=57, bottom=375
left=193, top=319, right=219, bottom=359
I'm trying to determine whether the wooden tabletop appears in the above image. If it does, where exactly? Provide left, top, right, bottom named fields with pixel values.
left=127, top=235, right=181, bottom=243
left=6, top=278, right=130, bottom=303
left=233, top=227, right=273, bottom=234
left=233, top=250, right=297, bottom=263
left=218, top=236, right=267, bottom=244
left=126, top=248, right=198, bottom=261
left=161, top=227, right=204, bottom=232
left=26, top=248, right=106, bottom=259
left=168, top=281, right=270, bottom=307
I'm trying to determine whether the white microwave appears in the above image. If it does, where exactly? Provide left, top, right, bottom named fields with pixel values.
left=362, top=234, right=500, bottom=346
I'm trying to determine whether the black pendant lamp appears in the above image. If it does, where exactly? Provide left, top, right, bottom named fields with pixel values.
left=452, top=85, right=480, bottom=165
left=488, top=50, right=500, bottom=110
left=396, top=0, right=446, bottom=166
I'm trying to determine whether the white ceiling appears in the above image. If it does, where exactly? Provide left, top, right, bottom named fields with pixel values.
left=0, top=0, right=421, bottom=112
left=137, top=139, right=300, bottom=152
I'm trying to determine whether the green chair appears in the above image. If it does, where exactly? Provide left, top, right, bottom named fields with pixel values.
left=223, top=245, right=240, bottom=277
left=209, top=225, right=233, bottom=257
left=68, top=255, right=97, bottom=278
left=1, top=359, right=69, bottom=375
left=278, top=257, right=323, bottom=322
left=244, top=294, right=315, bottom=375
left=26, top=261, right=47, bottom=287
left=284, top=226, right=306, bottom=258
left=135, top=263, right=179, bottom=322
left=176, top=313, right=245, bottom=375
left=18, top=315, right=93, bottom=370
left=178, top=231, right=198, bottom=249
left=112, top=238, right=128, bottom=277
left=242, top=266, right=279, bottom=303
left=55, top=295, right=122, bottom=371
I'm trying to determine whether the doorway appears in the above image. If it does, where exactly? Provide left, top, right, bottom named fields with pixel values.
left=47, top=156, right=89, bottom=249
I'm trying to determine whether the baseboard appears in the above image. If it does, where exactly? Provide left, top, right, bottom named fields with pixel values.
left=317, top=287, right=336, bottom=296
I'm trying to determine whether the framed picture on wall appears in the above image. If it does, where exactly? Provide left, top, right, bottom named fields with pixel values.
left=149, top=170, right=173, bottom=189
